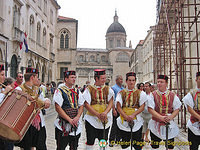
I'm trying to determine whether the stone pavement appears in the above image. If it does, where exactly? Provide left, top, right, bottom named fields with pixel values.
left=14, top=105, right=198, bottom=150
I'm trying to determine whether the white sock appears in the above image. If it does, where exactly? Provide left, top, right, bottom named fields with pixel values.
left=86, top=144, right=93, bottom=150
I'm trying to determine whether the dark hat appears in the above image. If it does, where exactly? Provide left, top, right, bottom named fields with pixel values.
left=64, top=70, right=76, bottom=77
left=0, top=64, right=4, bottom=71
left=157, top=75, right=168, bottom=82
left=196, top=72, right=200, bottom=77
left=94, top=69, right=106, bottom=76
left=126, top=72, right=136, bottom=78
left=26, top=67, right=38, bottom=74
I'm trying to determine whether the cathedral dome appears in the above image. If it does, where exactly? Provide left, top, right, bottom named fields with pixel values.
left=106, top=11, right=126, bottom=34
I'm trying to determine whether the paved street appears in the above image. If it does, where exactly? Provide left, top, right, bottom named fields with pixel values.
left=14, top=104, right=194, bottom=150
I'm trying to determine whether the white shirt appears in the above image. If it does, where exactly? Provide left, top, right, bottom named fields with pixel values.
left=183, top=89, right=200, bottom=135
left=83, top=86, right=114, bottom=129
left=58, top=83, right=65, bottom=89
left=0, top=88, right=5, bottom=103
left=143, top=93, right=152, bottom=113
left=116, top=89, right=147, bottom=132
left=15, top=86, right=51, bottom=127
left=53, top=84, right=84, bottom=136
left=148, top=90, right=181, bottom=140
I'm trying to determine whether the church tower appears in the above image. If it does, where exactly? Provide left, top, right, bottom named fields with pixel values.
left=106, top=11, right=127, bottom=49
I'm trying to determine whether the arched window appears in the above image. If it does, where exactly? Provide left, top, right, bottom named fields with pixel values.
left=109, top=39, right=113, bottom=48
left=43, top=0, right=47, bottom=14
left=29, top=15, right=34, bottom=39
left=101, top=56, right=106, bottom=62
left=117, top=40, right=121, bottom=47
left=116, top=52, right=129, bottom=62
left=65, top=34, right=69, bottom=48
left=10, top=55, right=17, bottom=79
left=13, top=5, right=20, bottom=28
left=43, top=28, right=46, bottom=47
left=37, top=22, right=41, bottom=44
left=90, top=55, right=95, bottom=62
left=27, top=59, right=34, bottom=68
left=60, top=34, right=64, bottom=48
left=60, top=29, right=69, bottom=49
left=79, top=55, right=84, bottom=62
left=13, top=6, right=17, bottom=27
left=79, top=70, right=87, bottom=76
left=42, top=65, right=46, bottom=82
left=36, top=63, right=40, bottom=77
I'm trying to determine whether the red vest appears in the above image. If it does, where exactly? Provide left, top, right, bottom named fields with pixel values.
left=120, top=89, right=141, bottom=109
left=190, top=90, right=200, bottom=123
left=87, top=85, right=109, bottom=105
left=152, top=90, right=175, bottom=124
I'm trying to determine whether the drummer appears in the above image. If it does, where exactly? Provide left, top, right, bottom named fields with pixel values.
left=0, top=64, right=13, bottom=103
left=0, top=64, right=13, bottom=150
left=15, top=67, right=50, bottom=150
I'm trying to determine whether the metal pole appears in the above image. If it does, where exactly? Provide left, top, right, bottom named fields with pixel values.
left=165, top=122, right=169, bottom=150
left=74, top=126, right=77, bottom=150
left=129, top=121, right=134, bottom=150
left=103, top=121, right=106, bottom=150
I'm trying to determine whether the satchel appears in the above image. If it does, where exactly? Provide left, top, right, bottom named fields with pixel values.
left=59, top=107, right=78, bottom=123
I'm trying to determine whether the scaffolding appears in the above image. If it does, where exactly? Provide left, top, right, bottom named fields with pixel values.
left=153, top=0, right=200, bottom=130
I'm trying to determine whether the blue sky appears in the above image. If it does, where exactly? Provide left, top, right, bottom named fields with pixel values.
left=57, top=0, right=157, bottom=49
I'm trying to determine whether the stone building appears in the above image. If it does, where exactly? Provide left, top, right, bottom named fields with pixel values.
left=142, top=28, right=153, bottom=83
left=129, top=28, right=159, bottom=84
left=0, top=0, right=133, bottom=87
left=0, top=0, right=60, bottom=83
left=130, top=40, right=144, bottom=83
left=56, top=11, right=134, bottom=87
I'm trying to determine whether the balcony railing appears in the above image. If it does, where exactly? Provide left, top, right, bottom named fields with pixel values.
left=50, top=52, right=55, bottom=62
left=13, top=26, right=23, bottom=42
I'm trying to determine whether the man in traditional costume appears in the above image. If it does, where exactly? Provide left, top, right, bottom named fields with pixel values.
left=0, top=64, right=13, bottom=103
left=0, top=64, right=13, bottom=150
left=15, top=67, right=51, bottom=150
left=53, top=70, right=84, bottom=150
left=183, top=72, right=200, bottom=150
left=148, top=75, right=181, bottom=150
left=83, top=69, right=114, bottom=150
left=116, top=72, right=147, bottom=150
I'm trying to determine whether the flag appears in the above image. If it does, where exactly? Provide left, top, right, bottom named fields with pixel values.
left=20, top=32, right=29, bottom=53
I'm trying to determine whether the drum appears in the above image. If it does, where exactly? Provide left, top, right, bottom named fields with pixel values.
left=0, top=89, right=40, bottom=142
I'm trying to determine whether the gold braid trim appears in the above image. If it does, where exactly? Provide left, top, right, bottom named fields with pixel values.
left=155, top=90, right=170, bottom=114
left=58, top=86, right=78, bottom=109
left=20, top=84, right=44, bottom=108
left=190, top=89, right=200, bottom=110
